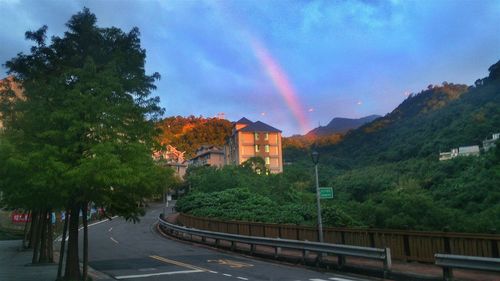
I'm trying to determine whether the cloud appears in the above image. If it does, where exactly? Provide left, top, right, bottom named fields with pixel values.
left=1, top=0, right=499, bottom=136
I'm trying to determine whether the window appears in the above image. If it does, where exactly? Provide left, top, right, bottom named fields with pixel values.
left=265, top=133, right=269, bottom=140
left=254, top=132, right=259, bottom=140
left=265, top=157, right=270, bottom=165
left=255, top=145, right=260, bottom=152
left=265, top=145, right=269, bottom=152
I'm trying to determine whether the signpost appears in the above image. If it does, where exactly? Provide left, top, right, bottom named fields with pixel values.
left=319, top=187, right=333, bottom=199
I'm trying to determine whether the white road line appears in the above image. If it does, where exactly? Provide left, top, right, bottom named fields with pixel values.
left=208, top=270, right=218, bottom=274
left=329, top=278, right=355, bottom=281
left=114, top=269, right=203, bottom=279
left=223, top=273, right=232, bottom=277
left=310, top=279, right=329, bottom=281
left=110, top=237, right=119, bottom=244
left=237, top=277, right=249, bottom=280
left=108, top=227, right=113, bottom=232
left=78, top=216, right=119, bottom=231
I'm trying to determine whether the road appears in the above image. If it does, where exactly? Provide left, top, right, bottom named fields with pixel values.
left=84, top=203, right=386, bottom=281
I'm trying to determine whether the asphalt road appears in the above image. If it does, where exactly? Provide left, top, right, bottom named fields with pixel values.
left=84, top=203, right=386, bottom=281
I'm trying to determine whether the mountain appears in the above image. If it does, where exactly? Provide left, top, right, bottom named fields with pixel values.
left=157, top=116, right=232, bottom=158
left=306, top=115, right=381, bottom=136
left=316, top=60, right=500, bottom=166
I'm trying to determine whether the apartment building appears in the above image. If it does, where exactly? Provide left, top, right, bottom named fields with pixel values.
left=225, top=117, right=283, bottom=174
left=190, top=145, right=225, bottom=168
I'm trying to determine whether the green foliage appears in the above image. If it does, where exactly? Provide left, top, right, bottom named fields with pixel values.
left=157, top=116, right=232, bottom=158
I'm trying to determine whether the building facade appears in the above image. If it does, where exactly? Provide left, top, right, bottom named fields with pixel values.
left=439, top=145, right=480, bottom=161
left=152, top=144, right=188, bottom=178
left=189, top=145, right=225, bottom=168
left=483, top=133, right=500, bottom=152
left=225, top=117, right=283, bottom=174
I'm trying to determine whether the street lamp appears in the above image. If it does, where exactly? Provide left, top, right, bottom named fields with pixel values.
left=311, top=150, right=324, bottom=243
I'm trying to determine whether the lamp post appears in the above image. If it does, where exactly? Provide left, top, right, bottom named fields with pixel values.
left=311, top=150, right=324, bottom=243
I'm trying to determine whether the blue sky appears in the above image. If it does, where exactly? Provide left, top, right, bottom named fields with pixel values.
left=1, top=0, right=499, bottom=136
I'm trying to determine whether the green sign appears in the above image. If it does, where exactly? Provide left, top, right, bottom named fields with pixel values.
left=319, top=187, right=333, bottom=199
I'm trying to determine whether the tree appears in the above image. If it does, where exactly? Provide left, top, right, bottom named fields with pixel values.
left=241, top=156, right=267, bottom=174
left=1, top=8, right=169, bottom=281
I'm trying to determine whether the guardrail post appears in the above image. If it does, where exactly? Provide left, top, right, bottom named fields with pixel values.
left=337, top=255, right=346, bottom=268
left=250, top=244, right=256, bottom=255
left=202, top=236, right=206, bottom=243
left=231, top=241, right=236, bottom=251
left=383, top=248, right=392, bottom=278
left=274, top=246, right=281, bottom=259
left=215, top=239, right=220, bottom=247
left=443, top=266, right=453, bottom=281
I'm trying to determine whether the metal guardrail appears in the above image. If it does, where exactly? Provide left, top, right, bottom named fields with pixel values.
left=435, top=253, right=500, bottom=281
left=158, top=216, right=392, bottom=275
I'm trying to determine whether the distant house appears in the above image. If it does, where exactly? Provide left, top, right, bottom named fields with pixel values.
left=189, top=145, right=225, bottom=168
left=439, top=148, right=459, bottom=161
left=439, top=145, right=480, bottom=161
left=153, top=145, right=188, bottom=178
left=458, top=145, right=480, bottom=157
left=483, top=133, right=500, bottom=152
left=225, top=117, right=283, bottom=174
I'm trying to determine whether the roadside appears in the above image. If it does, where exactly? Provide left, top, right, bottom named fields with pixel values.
left=161, top=212, right=500, bottom=281
left=0, top=240, right=58, bottom=281
left=0, top=216, right=116, bottom=281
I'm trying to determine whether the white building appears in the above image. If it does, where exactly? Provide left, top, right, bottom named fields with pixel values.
left=483, top=133, right=500, bottom=152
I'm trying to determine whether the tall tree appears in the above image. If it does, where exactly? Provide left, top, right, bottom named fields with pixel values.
left=1, top=8, right=170, bottom=281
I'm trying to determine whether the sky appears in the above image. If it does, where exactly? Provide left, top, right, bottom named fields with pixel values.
left=1, top=0, right=499, bottom=136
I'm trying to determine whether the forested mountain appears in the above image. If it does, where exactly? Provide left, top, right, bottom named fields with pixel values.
left=310, top=62, right=500, bottom=166
left=157, top=116, right=232, bottom=158
left=306, top=115, right=381, bottom=136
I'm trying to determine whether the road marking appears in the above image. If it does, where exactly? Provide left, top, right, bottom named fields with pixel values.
left=150, top=255, right=208, bottom=272
left=110, top=237, right=119, bottom=244
left=237, top=277, right=249, bottom=280
left=208, top=270, right=218, bottom=274
left=329, top=278, right=355, bottom=281
left=310, top=279, right=329, bottom=281
left=223, top=273, right=232, bottom=277
left=137, top=268, right=156, bottom=272
left=78, top=216, right=119, bottom=231
left=114, top=269, right=203, bottom=279
left=108, top=227, right=113, bottom=232
left=207, top=259, right=254, bottom=268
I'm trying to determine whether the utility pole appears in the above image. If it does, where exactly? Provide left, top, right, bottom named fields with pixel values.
left=311, top=150, right=324, bottom=243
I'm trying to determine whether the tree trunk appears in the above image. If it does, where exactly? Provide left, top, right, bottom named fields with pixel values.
left=57, top=209, right=69, bottom=280
left=64, top=204, right=81, bottom=281
left=22, top=210, right=31, bottom=249
left=82, top=203, right=89, bottom=281
left=38, top=210, right=49, bottom=263
left=31, top=211, right=42, bottom=264
left=48, top=211, right=54, bottom=262
left=28, top=210, right=39, bottom=248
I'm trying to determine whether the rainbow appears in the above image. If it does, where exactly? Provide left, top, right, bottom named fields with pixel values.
left=209, top=2, right=310, bottom=133
left=248, top=36, right=310, bottom=134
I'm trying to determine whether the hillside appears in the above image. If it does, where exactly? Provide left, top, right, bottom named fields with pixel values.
left=306, top=115, right=380, bottom=136
left=158, top=116, right=232, bottom=158
left=313, top=61, right=500, bottom=166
